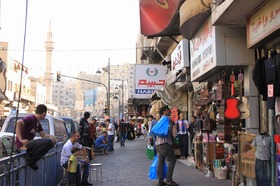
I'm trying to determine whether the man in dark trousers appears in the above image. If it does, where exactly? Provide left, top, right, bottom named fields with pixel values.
left=79, top=112, right=91, bottom=159
left=188, top=115, right=197, bottom=156
left=16, top=104, right=56, bottom=170
left=155, top=106, right=178, bottom=186
left=118, top=119, right=127, bottom=147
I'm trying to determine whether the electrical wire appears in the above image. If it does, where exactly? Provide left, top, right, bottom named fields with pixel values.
left=7, top=0, right=29, bottom=184
left=6, top=47, right=143, bottom=52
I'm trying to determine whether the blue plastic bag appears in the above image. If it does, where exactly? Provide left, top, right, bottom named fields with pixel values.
left=151, top=116, right=170, bottom=137
left=149, top=155, right=168, bottom=180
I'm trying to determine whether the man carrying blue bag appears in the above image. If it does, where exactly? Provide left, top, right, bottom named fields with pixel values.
left=151, top=106, right=179, bottom=186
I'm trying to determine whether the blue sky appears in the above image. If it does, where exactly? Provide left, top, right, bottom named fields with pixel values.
left=0, top=0, right=140, bottom=76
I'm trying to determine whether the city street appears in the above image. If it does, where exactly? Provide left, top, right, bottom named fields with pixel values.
left=90, top=137, right=232, bottom=186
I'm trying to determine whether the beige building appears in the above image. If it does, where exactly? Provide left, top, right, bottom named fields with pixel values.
left=52, top=78, right=76, bottom=117
left=75, top=71, right=101, bottom=118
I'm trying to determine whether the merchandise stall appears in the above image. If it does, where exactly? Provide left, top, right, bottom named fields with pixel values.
left=192, top=72, right=245, bottom=181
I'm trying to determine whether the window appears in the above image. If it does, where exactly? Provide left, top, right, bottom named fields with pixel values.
left=54, top=119, right=67, bottom=141
left=6, top=117, right=50, bottom=136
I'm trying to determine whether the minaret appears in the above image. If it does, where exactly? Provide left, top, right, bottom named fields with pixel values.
left=44, top=21, right=54, bottom=104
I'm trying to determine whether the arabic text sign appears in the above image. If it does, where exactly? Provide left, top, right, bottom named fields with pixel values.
left=190, top=18, right=217, bottom=81
left=171, top=39, right=189, bottom=75
left=247, top=0, right=280, bottom=48
left=134, top=64, right=166, bottom=99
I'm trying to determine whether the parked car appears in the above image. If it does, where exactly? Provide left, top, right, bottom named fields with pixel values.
left=59, top=116, right=79, bottom=137
left=1, top=113, right=68, bottom=142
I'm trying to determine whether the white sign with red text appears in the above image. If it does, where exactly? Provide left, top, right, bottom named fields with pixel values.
left=171, top=39, right=189, bottom=75
left=134, top=64, right=166, bottom=99
left=190, top=18, right=217, bottom=81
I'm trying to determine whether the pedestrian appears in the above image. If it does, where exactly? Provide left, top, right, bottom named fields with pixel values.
left=89, top=118, right=97, bottom=159
left=136, top=122, right=142, bottom=138
left=79, top=112, right=91, bottom=159
left=67, top=147, right=80, bottom=186
left=60, top=132, right=91, bottom=185
left=118, top=119, right=127, bottom=147
left=89, top=118, right=97, bottom=141
left=127, top=120, right=136, bottom=140
left=106, top=119, right=115, bottom=151
left=175, top=113, right=189, bottom=159
left=189, top=115, right=197, bottom=156
left=155, top=106, right=178, bottom=186
left=251, top=130, right=271, bottom=186
left=15, top=104, right=56, bottom=171
left=114, top=121, right=120, bottom=142
left=142, top=126, right=148, bottom=140
left=150, top=113, right=160, bottom=156
left=147, top=115, right=154, bottom=135
left=95, top=131, right=109, bottom=155
left=96, top=122, right=104, bottom=138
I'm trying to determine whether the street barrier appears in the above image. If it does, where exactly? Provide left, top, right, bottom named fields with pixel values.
left=0, top=141, right=65, bottom=186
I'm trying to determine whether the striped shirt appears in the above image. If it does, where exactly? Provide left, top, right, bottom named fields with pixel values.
left=176, top=119, right=189, bottom=134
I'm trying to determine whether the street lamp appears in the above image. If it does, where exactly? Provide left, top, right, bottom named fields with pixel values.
left=96, top=58, right=110, bottom=116
left=112, top=79, right=126, bottom=119
left=113, top=95, right=120, bottom=119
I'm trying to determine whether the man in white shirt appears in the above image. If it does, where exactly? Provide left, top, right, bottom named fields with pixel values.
left=106, top=119, right=115, bottom=151
left=60, top=132, right=91, bottom=185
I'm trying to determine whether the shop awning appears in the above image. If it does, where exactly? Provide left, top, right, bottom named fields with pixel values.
left=179, top=0, right=211, bottom=40
left=150, top=84, right=187, bottom=112
left=139, top=0, right=181, bottom=37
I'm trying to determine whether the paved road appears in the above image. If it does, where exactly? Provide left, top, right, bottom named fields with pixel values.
left=90, top=137, right=232, bottom=186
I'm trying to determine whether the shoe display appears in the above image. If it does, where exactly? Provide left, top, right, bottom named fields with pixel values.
left=166, top=181, right=179, bottom=186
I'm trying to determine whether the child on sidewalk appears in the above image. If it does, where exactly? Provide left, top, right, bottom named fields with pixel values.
left=67, top=147, right=80, bottom=185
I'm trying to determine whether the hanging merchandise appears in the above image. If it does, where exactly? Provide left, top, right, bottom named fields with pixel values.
left=252, top=56, right=267, bottom=100
left=224, top=71, right=240, bottom=119
left=236, top=72, right=250, bottom=119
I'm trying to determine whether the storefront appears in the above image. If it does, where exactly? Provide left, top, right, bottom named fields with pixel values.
left=181, top=11, right=257, bottom=183
left=246, top=1, right=280, bottom=185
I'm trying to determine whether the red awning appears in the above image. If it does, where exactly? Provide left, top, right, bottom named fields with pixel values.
left=139, top=0, right=180, bottom=37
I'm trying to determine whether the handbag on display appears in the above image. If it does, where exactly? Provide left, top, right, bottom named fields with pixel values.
left=151, top=116, right=170, bottom=138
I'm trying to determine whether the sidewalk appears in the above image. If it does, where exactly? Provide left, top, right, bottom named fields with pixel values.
left=90, top=137, right=232, bottom=186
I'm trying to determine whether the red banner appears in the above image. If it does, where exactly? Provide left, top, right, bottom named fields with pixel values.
left=139, top=0, right=179, bottom=36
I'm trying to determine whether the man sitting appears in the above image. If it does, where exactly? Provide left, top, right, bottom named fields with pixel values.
left=95, top=131, right=108, bottom=155
left=60, top=132, right=91, bottom=185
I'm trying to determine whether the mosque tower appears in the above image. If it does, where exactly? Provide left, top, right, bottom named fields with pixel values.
left=44, top=22, right=54, bottom=104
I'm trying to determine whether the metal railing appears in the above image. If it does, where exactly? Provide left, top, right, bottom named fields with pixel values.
left=0, top=141, right=65, bottom=186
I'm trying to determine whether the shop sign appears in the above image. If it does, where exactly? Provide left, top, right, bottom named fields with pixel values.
left=171, top=39, right=189, bottom=75
left=190, top=18, right=217, bottom=81
left=134, top=64, right=166, bottom=99
left=247, top=0, right=280, bottom=48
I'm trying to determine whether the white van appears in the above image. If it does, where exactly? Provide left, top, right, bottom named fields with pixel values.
left=1, top=113, right=68, bottom=142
